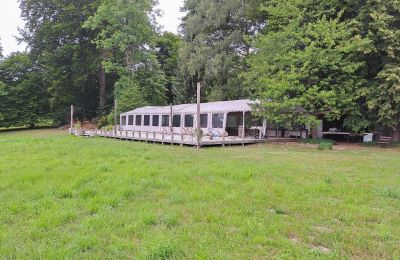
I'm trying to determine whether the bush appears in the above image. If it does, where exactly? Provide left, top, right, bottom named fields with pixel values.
left=96, top=116, right=109, bottom=129
left=301, top=138, right=336, bottom=145
left=102, top=125, right=113, bottom=131
left=318, top=142, right=333, bottom=150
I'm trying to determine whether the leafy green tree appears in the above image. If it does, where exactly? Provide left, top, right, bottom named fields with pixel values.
left=179, top=0, right=267, bottom=102
left=156, top=32, right=182, bottom=104
left=84, top=0, right=166, bottom=112
left=245, top=0, right=370, bottom=136
left=0, top=52, right=48, bottom=128
left=19, top=0, right=102, bottom=122
left=352, top=0, right=400, bottom=134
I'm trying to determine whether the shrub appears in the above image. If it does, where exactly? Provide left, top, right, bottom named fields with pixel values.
left=96, top=116, right=109, bottom=128
left=103, top=125, right=113, bottom=131
left=74, top=121, right=82, bottom=129
left=318, top=142, right=333, bottom=150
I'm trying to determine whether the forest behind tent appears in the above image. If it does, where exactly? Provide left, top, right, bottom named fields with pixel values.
left=0, top=0, right=399, bottom=140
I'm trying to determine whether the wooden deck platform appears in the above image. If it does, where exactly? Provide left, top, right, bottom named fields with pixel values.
left=71, top=129, right=298, bottom=147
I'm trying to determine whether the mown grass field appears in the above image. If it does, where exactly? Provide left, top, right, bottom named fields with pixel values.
left=0, top=129, right=399, bottom=259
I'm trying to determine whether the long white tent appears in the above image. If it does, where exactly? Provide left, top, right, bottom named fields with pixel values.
left=122, top=99, right=253, bottom=115
left=119, top=99, right=261, bottom=137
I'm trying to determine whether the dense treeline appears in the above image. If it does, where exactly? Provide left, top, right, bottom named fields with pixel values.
left=0, top=0, right=398, bottom=137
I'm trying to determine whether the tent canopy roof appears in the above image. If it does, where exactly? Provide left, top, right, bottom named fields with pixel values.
left=121, top=99, right=255, bottom=116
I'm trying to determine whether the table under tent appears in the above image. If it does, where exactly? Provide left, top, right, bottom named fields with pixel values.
left=95, top=99, right=306, bottom=146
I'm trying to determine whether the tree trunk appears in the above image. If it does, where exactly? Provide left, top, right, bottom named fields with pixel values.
left=394, top=114, right=400, bottom=141
left=311, top=127, right=318, bottom=139
left=98, top=66, right=106, bottom=111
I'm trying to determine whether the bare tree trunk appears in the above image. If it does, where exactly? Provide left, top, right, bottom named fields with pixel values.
left=98, top=66, right=106, bottom=111
left=394, top=114, right=400, bottom=141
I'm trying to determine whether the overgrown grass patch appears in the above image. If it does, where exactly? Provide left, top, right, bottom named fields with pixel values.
left=0, top=130, right=399, bottom=258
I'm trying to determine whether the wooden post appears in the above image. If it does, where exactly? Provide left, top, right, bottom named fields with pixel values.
left=139, top=131, right=141, bottom=142
left=146, top=132, right=148, bottom=142
left=242, top=111, right=245, bottom=145
left=70, top=105, right=74, bottom=132
left=153, top=131, right=156, bottom=143
left=222, top=112, right=227, bottom=147
left=169, top=104, right=173, bottom=133
left=171, top=131, right=174, bottom=145
left=196, top=82, right=201, bottom=149
left=114, top=99, right=117, bottom=135
left=162, top=132, right=165, bottom=145
left=125, top=131, right=128, bottom=140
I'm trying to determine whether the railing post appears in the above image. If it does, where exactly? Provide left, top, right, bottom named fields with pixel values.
left=242, top=111, right=245, bottom=146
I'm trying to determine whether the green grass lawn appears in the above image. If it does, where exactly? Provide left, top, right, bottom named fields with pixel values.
left=0, top=130, right=399, bottom=259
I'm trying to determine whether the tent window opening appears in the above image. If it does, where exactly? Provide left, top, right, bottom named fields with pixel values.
left=135, top=115, right=142, bottom=126
left=144, top=115, right=150, bottom=126
left=152, top=115, right=160, bottom=127
left=212, top=113, right=224, bottom=128
left=121, top=116, right=127, bottom=125
left=128, top=115, right=134, bottom=126
left=184, top=114, right=194, bottom=127
left=162, top=115, right=169, bottom=127
left=200, top=114, right=208, bottom=128
left=173, top=115, right=181, bottom=127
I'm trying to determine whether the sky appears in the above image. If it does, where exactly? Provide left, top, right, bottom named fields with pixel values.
left=0, top=0, right=184, bottom=56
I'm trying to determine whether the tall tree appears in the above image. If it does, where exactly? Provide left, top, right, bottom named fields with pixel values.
left=0, top=52, right=48, bottom=128
left=354, top=0, right=400, bottom=135
left=84, top=0, right=166, bottom=113
left=156, top=32, right=183, bottom=104
left=19, top=0, right=102, bottom=122
left=245, top=0, right=370, bottom=136
left=179, top=0, right=267, bottom=102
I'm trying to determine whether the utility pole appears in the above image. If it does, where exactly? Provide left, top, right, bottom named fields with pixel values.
left=114, top=98, right=117, bottom=135
left=196, top=82, right=201, bottom=149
